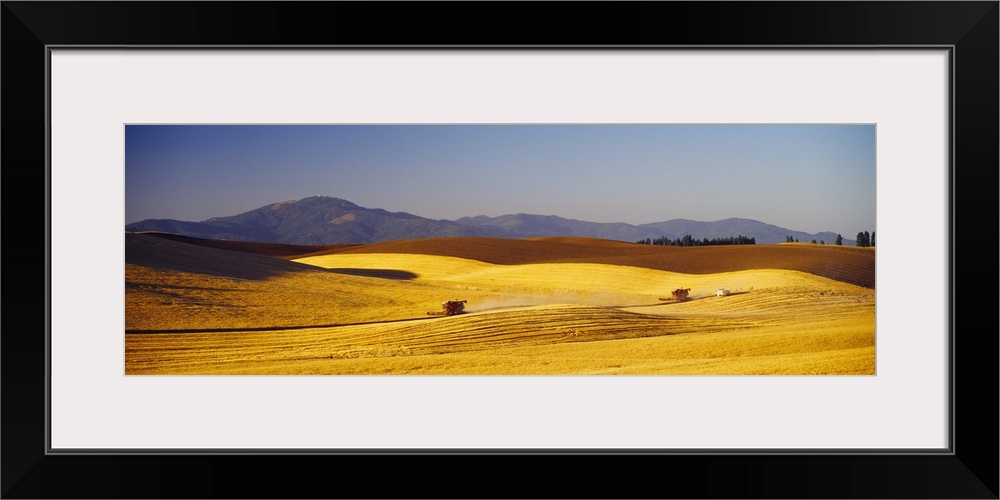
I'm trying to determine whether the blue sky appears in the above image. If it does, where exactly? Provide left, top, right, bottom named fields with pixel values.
left=125, top=124, right=876, bottom=236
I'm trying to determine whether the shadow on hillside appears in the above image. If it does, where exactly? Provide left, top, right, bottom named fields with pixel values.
left=127, top=233, right=425, bottom=281
left=127, top=253, right=324, bottom=281
left=327, top=268, right=418, bottom=280
left=127, top=232, right=346, bottom=281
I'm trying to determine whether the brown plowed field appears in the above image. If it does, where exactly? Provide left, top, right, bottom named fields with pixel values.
left=125, top=233, right=875, bottom=375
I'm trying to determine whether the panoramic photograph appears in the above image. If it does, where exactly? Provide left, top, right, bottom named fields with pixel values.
left=124, top=124, right=876, bottom=375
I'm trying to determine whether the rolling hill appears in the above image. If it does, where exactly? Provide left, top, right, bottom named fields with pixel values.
left=133, top=232, right=875, bottom=289
left=124, top=232, right=875, bottom=375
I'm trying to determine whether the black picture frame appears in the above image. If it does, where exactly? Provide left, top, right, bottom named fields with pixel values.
left=3, top=2, right=997, bottom=498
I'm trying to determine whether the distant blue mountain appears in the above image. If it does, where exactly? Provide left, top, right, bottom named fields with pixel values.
left=126, top=196, right=854, bottom=245
left=454, top=214, right=664, bottom=242
left=457, top=214, right=850, bottom=245
left=126, top=196, right=508, bottom=245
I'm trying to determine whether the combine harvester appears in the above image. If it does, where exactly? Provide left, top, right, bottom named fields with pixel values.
left=427, top=300, right=467, bottom=316
left=659, top=288, right=691, bottom=302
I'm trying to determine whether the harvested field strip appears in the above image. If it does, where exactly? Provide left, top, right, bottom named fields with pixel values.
left=125, top=304, right=762, bottom=374
left=389, top=305, right=743, bottom=350
left=648, top=285, right=874, bottom=317
left=125, top=304, right=871, bottom=375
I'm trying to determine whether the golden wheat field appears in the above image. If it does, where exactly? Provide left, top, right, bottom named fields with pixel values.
left=124, top=232, right=875, bottom=375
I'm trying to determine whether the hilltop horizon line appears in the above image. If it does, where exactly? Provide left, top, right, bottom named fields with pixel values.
left=126, top=195, right=859, bottom=246
left=136, top=195, right=840, bottom=231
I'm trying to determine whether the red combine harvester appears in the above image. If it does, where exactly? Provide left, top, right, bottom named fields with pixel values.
left=428, top=300, right=467, bottom=316
left=660, top=288, right=691, bottom=301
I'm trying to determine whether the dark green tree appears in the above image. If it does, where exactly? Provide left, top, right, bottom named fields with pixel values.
left=857, top=231, right=871, bottom=247
left=835, top=234, right=843, bottom=245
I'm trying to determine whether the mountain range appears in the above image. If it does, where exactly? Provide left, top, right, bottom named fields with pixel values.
left=125, top=196, right=852, bottom=246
